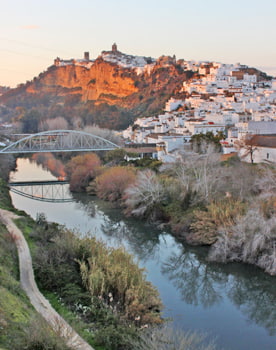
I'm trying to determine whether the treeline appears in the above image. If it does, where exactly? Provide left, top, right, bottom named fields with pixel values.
left=65, top=149, right=276, bottom=275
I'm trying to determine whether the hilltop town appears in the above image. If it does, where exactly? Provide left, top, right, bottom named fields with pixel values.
left=122, top=59, right=276, bottom=163
left=0, top=44, right=275, bottom=163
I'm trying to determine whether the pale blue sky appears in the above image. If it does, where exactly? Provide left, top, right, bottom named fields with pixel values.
left=1, top=0, right=275, bottom=87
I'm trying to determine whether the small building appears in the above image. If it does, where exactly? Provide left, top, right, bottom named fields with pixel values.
left=239, top=134, right=276, bottom=163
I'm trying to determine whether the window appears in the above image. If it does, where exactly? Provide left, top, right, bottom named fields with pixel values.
left=267, top=153, right=270, bottom=159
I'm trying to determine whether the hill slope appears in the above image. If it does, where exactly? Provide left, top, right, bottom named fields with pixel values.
left=0, top=46, right=272, bottom=130
left=0, top=49, right=192, bottom=130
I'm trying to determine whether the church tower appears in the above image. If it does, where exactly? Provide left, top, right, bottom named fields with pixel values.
left=112, top=43, right=118, bottom=52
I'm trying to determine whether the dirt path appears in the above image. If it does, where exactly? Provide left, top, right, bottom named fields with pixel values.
left=0, top=209, right=94, bottom=350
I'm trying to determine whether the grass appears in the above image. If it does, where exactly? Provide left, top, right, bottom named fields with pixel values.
left=0, top=179, right=13, bottom=210
left=0, top=219, right=35, bottom=349
left=43, top=291, right=104, bottom=350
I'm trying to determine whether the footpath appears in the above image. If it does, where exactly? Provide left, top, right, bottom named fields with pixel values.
left=0, top=209, right=94, bottom=350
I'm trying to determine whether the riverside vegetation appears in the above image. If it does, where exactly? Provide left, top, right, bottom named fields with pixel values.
left=66, top=145, right=276, bottom=276
left=0, top=154, right=218, bottom=350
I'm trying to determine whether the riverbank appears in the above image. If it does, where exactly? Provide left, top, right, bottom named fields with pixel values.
left=0, top=208, right=94, bottom=350
left=8, top=156, right=276, bottom=350
left=0, top=177, right=74, bottom=350
left=71, top=152, right=276, bottom=276
left=0, top=176, right=164, bottom=350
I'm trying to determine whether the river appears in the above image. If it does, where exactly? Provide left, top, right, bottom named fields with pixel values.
left=9, top=158, right=276, bottom=350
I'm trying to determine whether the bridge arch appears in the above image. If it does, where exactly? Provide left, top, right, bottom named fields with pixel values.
left=0, top=129, right=120, bottom=154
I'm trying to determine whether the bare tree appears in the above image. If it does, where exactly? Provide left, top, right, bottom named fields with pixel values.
left=83, top=124, right=122, bottom=145
left=175, top=146, right=221, bottom=205
left=124, top=169, right=166, bottom=219
left=39, top=116, right=69, bottom=131
left=235, top=134, right=258, bottom=164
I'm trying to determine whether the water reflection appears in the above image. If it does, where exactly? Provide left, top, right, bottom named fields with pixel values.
left=228, top=272, right=276, bottom=336
left=9, top=157, right=276, bottom=349
left=162, top=247, right=276, bottom=335
left=73, top=193, right=276, bottom=336
left=162, top=249, right=225, bottom=307
left=73, top=193, right=162, bottom=261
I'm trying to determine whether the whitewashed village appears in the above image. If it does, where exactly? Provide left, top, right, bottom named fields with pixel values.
left=122, top=60, right=276, bottom=163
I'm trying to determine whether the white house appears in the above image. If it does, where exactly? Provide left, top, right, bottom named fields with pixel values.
left=165, top=98, right=184, bottom=112
left=239, top=135, right=276, bottom=163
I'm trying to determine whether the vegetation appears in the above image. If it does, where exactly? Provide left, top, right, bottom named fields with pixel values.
left=95, top=166, right=136, bottom=202
left=136, top=326, right=217, bottom=350
left=29, top=215, right=163, bottom=349
left=66, top=153, right=102, bottom=191
left=65, top=148, right=276, bottom=275
left=0, top=180, right=69, bottom=349
left=124, top=169, right=168, bottom=221
left=191, top=131, right=225, bottom=153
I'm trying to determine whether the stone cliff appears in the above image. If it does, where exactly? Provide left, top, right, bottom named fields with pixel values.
left=27, top=57, right=139, bottom=103
left=0, top=49, right=193, bottom=129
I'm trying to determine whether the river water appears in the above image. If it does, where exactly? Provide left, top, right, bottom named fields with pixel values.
left=9, top=158, right=276, bottom=350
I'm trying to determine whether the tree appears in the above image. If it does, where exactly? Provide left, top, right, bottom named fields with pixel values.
left=176, top=147, right=221, bottom=205
left=21, top=109, right=42, bottom=133
left=66, top=153, right=101, bottom=192
left=39, top=116, right=69, bottom=131
left=191, top=131, right=225, bottom=153
left=124, top=169, right=166, bottom=220
left=235, top=134, right=258, bottom=164
left=83, top=124, right=122, bottom=145
left=95, top=166, right=136, bottom=202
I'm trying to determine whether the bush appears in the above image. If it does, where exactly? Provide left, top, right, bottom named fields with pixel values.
left=104, top=148, right=128, bottom=164
left=95, top=166, right=136, bottom=202
left=65, top=153, right=101, bottom=192
left=188, top=199, right=247, bottom=245
left=78, top=238, right=163, bottom=326
left=209, top=206, right=276, bottom=275
left=124, top=170, right=167, bottom=221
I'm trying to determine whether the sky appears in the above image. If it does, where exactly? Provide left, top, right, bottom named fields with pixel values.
left=1, top=0, right=276, bottom=87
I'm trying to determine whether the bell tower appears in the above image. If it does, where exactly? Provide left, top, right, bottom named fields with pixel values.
left=112, top=43, right=117, bottom=52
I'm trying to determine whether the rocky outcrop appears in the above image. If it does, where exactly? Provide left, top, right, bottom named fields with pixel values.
left=27, top=58, right=139, bottom=103
left=0, top=50, right=193, bottom=129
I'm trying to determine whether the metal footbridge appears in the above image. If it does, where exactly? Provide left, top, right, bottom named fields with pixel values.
left=0, top=129, right=120, bottom=154
left=9, top=180, right=73, bottom=203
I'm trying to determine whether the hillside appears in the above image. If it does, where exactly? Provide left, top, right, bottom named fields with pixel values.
left=0, top=46, right=193, bottom=130
left=0, top=45, right=272, bottom=130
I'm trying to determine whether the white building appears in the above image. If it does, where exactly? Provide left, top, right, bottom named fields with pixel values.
left=165, top=98, right=184, bottom=112
left=239, top=135, right=276, bottom=163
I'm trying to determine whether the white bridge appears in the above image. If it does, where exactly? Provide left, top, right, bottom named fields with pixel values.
left=0, top=130, right=120, bottom=154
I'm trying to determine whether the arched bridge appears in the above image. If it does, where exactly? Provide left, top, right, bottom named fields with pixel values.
left=0, top=130, right=120, bottom=154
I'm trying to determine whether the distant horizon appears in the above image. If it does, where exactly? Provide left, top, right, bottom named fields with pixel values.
left=1, top=0, right=275, bottom=87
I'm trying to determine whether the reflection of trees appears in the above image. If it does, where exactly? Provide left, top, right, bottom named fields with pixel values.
left=162, top=247, right=276, bottom=335
left=99, top=212, right=162, bottom=261
left=229, top=273, right=276, bottom=335
left=162, top=250, right=225, bottom=307
left=72, top=193, right=96, bottom=217
left=72, top=194, right=163, bottom=261
left=68, top=193, right=276, bottom=336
